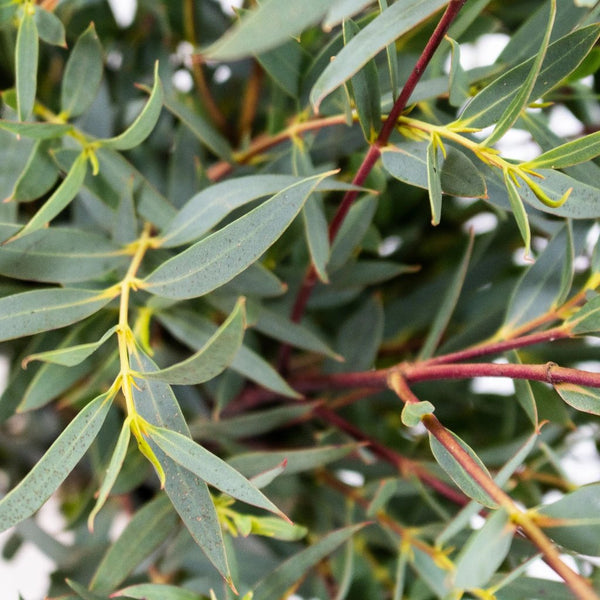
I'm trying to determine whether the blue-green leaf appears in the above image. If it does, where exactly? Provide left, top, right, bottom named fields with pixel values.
left=15, top=8, right=38, bottom=122
left=0, top=391, right=113, bottom=531
left=34, top=7, right=66, bottom=47
left=144, top=172, right=335, bottom=299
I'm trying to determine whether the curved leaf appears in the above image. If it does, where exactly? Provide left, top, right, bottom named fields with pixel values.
left=144, top=172, right=334, bottom=299
left=0, top=391, right=112, bottom=531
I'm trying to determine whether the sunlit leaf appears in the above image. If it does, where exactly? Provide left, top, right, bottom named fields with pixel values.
left=0, top=391, right=113, bottom=531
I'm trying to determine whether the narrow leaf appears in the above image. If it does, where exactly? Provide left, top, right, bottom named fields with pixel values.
left=0, top=391, right=112, bottom=531
left=204, top=0, right=336, bottom=61
left=88, top=418, right=131, bottom=531
left=0, top=120, right=72, bottom=139
left=115, top=584, right=201, bottom=600
left=426, top=140, right=443, bottom=226
left=503, top=169, right=531, bottom=258
left=324, top=0, right=374, bottom=29
left=23, top=326, right=118, bottom=368
left=527, top=129, right=600, bottom=170
left=9, top=139, right=59, bottom=203
left=141, top=298, right=246, bottom=384
left=15, top=8, right=38, bottom=121
left=429, top=430, right=497, bottom=508
left=144, top=172, right=335, bottom=299
left=0, top=287, right=115, bottom=342
left=454, top=509, right=515, bottom=590
left=90, top=494, right=178, bottom=593
left=102, top=62, right=163, bottom=151
left=61, top=23, right=103, bottom=118
left=447, top=37, right=469, bottom=107
left=10, top=152, right=88, bottom=240
left=302, top=194, right=330, bottom=283
left=418, top=231, right=472, bottom=360
left=567, top=294, right=600, bottom=335
left=484, top=0, right=556, bottom=146
left=310, top=0, right=448, bottom=109
left=252, top=523, right=367, bottom=600
left=34, top=7, right=66, bottom=47
left=149, top=426, right=287, bottom=519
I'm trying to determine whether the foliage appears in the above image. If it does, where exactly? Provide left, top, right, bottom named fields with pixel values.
left=3, top=0, right=600, bottom=598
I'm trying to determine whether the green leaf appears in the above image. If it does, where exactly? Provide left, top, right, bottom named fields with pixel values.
left=0, top=287, right=115, bottom=342
left=157, top=310, right=300, bottom=398
left=144, top=172, right=334, bottom=299
left=504, top=224, right=573, bottom=331
left=0, top=391, right=112, bottom=531
left=381, top=143, right=486, bottom=199
left=8, top=139, right=60, bottom=203
left=228, top=443, right=360, bottom=479
left=555, top=383, right=600, bottom=416
left=310, top=0, right=448, bottom=110
left=251, top=523, right=367, bottom=600
left=343, top=18, right=381, bottom=142
left=429, top=429, right=497, bottom=508
left=101, top=62, right=163, bottom=150
left=401, top=401, right=435, bottom=427
left=164, top=95, right=233, bottom=161
left=526, top=130, right=600, bottom=170
left=191, top=404, right=316, bottom=442
left=242, top=515, right=307, bottom=541
left=130, top=350, right=232, bottom=586
left=460, top=24, right=600, bottom=128
left=426, top=140, right=443, bottom=226
left=0, top=225, right=126, bottom=283
left=114, top=584, right=201, bottom=600
left=141, top=298, right=246, bottom=384
left=204, top=0, right=336, bottom=61
left=503, top=169, right=531, bottom=258
left=23, top=325, right=118, bottom=368
left=510, top=352, right=539, bottom=426
left=0, top=120, right=72, bottom=139
left=66, top=580, right=107, bottom=600
left=149, top=425, right=287, bottom=519
left=483, top=0, right=556, bottom=147
left=15, top=8, right=38, bottom=122
left=9, top=151, right=88, bottom=240
left=567, top=294, right=600, bottom=335
left=323, top=0, right=374, bottom=29
left=536, top=484, right=600, bottom=555
left=90, top=494, right=178, bottom=593
left=302, top=194, right=330, bottom=283
left=379, top=0, right=399, bottom=102
left=453, top=509, right=515, bottom=590
left=257, top=38, right=304, bottom=98
left=418, top=233, right=473, bottom=360
left=61, top=23, right=103, bottom=118
left=88, top=417, right=131, bottom=531
left=34, top=7, right=66, bottom=47
left=447, top=37, right=469, bottom=107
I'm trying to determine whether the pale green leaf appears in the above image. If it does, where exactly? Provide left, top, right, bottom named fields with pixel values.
left=536, top=484, right=600, bottom=555
left=555, top=383, right=600, bottom=416
left=23, top=325, right=118, bottom=368
left=204, top=0, right=336, bottom=61
left=149, top=426, right=287, bottom=518
left=88, top=418, right=131, bottom=531
left=0, top=225, right=126, bottom=283
left=34, top=7, right=66, bottom=47
left=527, top=130, right=600, bottom=170
left=130, top=350, right=232, bottom=585
left=323, top=0, right=374, bottom=29
left=0, top=120, right=72, bottom=139
left=15, top=9, right=38, bottom=122
left=401, top=401, right=435, bottom=427
left=9, top=151, right=88, bottom=240
left=504, top=169, right=532, bottom=258
left=510, top=352, right=539, bottom=426
left=429, top=430, right=497, bottom=508
left=447, top=37, right=469, bottom=107
left=460, top=24, right=600, bottom=128
left=0, top=287, right=115, bottom=342
left=302, top=194, right=330, bottom=283
left=90, top=494, right=178, bottom=593
left=483, top=0, right=556, bottom=147
left=61, top=23, right=103, bottom=118
left=382, top=143, right=486, bottom=199
left=141, top=298, right=245, bottom=384
left=0, top=391, right=112, bottom=531
left=114, top=584, right=201, bottom=600
left=310, top=0, right=449, bottom=110
left=8, top=139, right=59, bottom=203
left=454, top=509, right=515, bottom=590
left=101, top=62, right=163, bottom=150
left=379, top=0, right=399, bottom=102
left=426, top=140, right=443, bottom=226
left=252, top=523, right=367, bottom=600
left=144, top=172, right=334, bottom=299
left=567, top=294, right=600, bottom=335
left=157, top=310, right=300, bottom=398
